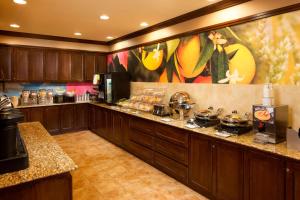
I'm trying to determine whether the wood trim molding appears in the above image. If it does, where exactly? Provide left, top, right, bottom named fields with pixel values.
left=107, top=0, right=250, bottom=45
left=0, top=0, right=248, bottom=46
left=0, top=30, right=107, bottom=45
left=0, top=43, right=109, bottom=54
left=109, top=2, right=300, bottom=54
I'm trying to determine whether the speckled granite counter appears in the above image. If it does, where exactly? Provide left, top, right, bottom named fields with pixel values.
left=91, top=103, right=300, bottom=161
left=0, top=122, right=77, bottom=189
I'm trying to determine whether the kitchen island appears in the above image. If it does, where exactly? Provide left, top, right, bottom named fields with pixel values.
left=0, top=122, right=77, bottom=200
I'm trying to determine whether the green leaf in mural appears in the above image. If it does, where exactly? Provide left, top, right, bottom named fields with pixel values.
left=217, top=49, right=229, bottom=81
left=210, top=48, right=229, bottom=83
left=217, top=27, right=241, bottom=43
left=193, top=37, right=214, bottom=73
left=166, top=39, right=180, bottom=62
left=143, top=43, right=166, bottom=52
left=227, top=49, right=239, bottom=60
left=211, top=51, right=219, bottom=83
left=166, top=63, right=174, bottom=82
left=173, top=54, right=182, bottom=81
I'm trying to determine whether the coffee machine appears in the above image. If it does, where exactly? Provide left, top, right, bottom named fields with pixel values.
left=253, top=105, right=288, bottom=144
left=92, top=73, right=105, bottom=103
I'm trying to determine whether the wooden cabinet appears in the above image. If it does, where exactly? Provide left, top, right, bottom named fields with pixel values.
left=44, top=49, right=59, bottom=81
left=60, top=105, right=74, bottom=132
left=154, top=152, right=188, bottom=184
left=189, top=134, right=213, bottom=197
left=74, top=104, right=88, bottom=130
left=58, top=51, right=71, bottom=81
left=44, top=106, right=61, bottom=134
left=95, top=106, right=107, bottom=138
left=2, top=45, right=105, bottom=82
left=112, top=111, right=123, bottom=146
left=71, top=52, right=84, bottom=81
left=213, top=141, right=244, bottom=200
left=28, top=48, right=44, bottom=82
left=286, top=161, right=300, bottom=200
left=29, top=107, right=44, bottom=125
left=244, top=150, right=285, bottom=200
left=96, top=54, right=107, bottom=73
left=19, top=108, right=30, bottom=122
left=84, top=53, right=97, bottom=81
left=12, top=47, right=29, bottom=81
left=0, top=45, right=12, bottom=81
left=88, top=104, right=96, bottom=132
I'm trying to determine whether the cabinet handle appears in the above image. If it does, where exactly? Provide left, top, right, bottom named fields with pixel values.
left=286, top=168, right=290, bottom=173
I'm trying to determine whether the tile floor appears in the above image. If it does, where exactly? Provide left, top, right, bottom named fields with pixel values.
left=54, top=131, right=208, bottom=200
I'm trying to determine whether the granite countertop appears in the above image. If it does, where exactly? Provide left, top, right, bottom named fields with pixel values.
left=0, top=122, right=77, bottom=189
left=91, top=103, right=300, bottom=161
left=16, top=101, right=88, bottom=108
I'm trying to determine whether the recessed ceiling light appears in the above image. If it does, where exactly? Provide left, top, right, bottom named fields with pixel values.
left=106, top=36, right=114, bottom=40
left=10, top=24, right=20, bottom=28
left=74, top=32, right=82, bottom=36
left=13, top=0, right=27, bottom=4
left=140, top=22, right=149, bottom=27
left=100, top=15, right=110, bottom=20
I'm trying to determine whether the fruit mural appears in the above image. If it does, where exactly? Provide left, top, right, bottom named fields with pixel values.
left=107, top=9, right=300, bottom=85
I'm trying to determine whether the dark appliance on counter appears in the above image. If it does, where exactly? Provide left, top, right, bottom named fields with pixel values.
left=0, top=97, right=29, bottom=174
left=63, top=92, right=75, bottom=103
left=215, top=110, right=252, bottom=135
left=92, top=73, right=105, bottom=103
left=104, top=72, right=130, bottom=104
left=194, top=107, right=223, bottom=127
left=253, top=105, right=288, bottom=144
left=54, top=94, right=64, bottom=103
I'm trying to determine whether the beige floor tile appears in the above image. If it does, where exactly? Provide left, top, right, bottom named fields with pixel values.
left=55, top=131, right=209, bottom=200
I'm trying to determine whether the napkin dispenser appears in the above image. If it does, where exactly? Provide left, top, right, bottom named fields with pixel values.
left=287, top=128, right=300, bottom=152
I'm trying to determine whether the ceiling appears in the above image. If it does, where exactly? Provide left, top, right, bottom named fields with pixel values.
left=0, top=0, right=221, bottom=42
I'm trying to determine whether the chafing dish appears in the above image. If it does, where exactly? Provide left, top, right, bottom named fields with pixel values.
left=169, top=91, right=194, bottom=120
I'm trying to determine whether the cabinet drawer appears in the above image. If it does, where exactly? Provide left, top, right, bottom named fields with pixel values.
left=154, top=152, right=188, bottom=184
left=155, top=137, right=188, bottom=165
left=129, top=117, right=154, bottom=135
left=129, top=130, right=154, bottom=149
left=155, top=124, right=188, bottom=147
left=128, top=141, right=153, bottom=164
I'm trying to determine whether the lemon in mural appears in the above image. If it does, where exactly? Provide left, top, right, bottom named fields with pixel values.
left=225, top=44, right=256, bottom=84
left=141, top=49, right=164, bottom=71
left=159, top=69, right=183, bottom=83
left=176, top=35, right=205, bottom=78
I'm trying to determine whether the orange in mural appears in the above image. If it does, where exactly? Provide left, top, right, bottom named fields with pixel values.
left=107, top=9, right=300, bottom=85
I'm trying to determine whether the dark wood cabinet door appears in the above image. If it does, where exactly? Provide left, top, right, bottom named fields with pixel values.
left=60, top=105, right=74, bottom=132
left=0, top=45, right=12, bottom=81
left=244, top=151, right=285, bottom=200
left=213, top=141, right=244, bottom=200
left=44, top=106, right=60, bottom=134
left=112, top=112, right=123, bottom=146
left=58, top=51, right=71, bottom=81
left=286, top=161, right=300, bottom=200
left=84, top=53, right=97, bottom=81
left=74, top=104, right=88, bottom=130
left=154, top=152, right=188, bottom=184
left=28, top=48, right=44, bottom=82
left=44, top=50, right=59, bottom=81
left=88, top=105, right=96, bottom=131
left=96, top=54, right=107, bottom=73
left=71, top=52, right=84, bottom=81
left=12, top=47, right=29, bottom=81
left=189, top=134, right=213, bottom=197
left=29, top=107, right=44, bottom=125
left=19, top=108, right=30, bottom=122
left=95, top=107, right=107, bottom=137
